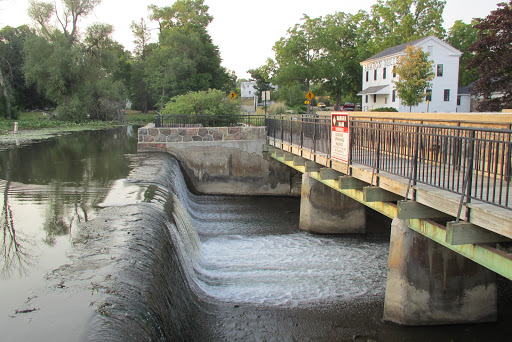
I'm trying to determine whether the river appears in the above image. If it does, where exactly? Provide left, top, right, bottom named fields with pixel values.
left=0, top=127, right=511, bottom=341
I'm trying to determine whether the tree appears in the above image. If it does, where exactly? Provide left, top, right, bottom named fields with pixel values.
left=24, top=0, right=126, bottom=121
left=148, top=0, right=212, bottom=32
left=467, top=1, right=512, bottom=111
left=0, top=25, right=50, bottom=118
left=316, top=11, right=368, bottom=107
left=446, top=20, right=478, bottom=86
left=368, top=0, right=446, bottom=53
left=247, top=67, right=272, bottom=102
left=272, top=15, right=324, bottom=113
left=128, top=19, right=154, bottom=112
left=147, top=0, right=232, bottom=109
left=393, top=45, right=434, bottom=111
left=130, top=18, right=152, bottom=59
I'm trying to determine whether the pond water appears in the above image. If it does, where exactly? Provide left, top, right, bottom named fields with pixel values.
left=1, top=127, right=512, bottom=341
left=0, top=127, right=139, bottom=323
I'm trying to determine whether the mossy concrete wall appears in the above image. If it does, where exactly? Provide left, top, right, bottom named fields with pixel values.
left=138, top=125, right=301, bottom=196
left=383, top=218, right=497, bottom=325
left=299, top=173, right=366, bottom=234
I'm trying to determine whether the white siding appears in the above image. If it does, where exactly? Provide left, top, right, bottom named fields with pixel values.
left=359, top=36, right=461, bottom=113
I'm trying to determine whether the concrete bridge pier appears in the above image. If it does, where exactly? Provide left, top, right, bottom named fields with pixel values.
left=384, top=218, right=497, bottom=325
left=299, top=173, right=366, bottom=234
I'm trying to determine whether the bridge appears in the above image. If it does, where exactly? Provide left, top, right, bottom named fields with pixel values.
left=138, top=112, right=512, bottom=326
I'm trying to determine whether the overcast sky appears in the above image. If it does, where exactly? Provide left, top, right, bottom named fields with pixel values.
left=0, top=0, right=502, bottom=79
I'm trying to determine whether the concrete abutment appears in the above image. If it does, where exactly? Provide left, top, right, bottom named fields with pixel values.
left=383, top=218, right=497, bottom=325
left=299, top=173, right=366, bottom=234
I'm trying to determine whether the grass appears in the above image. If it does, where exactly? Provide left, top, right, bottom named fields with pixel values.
left=0, top=110, right=158, bottom=135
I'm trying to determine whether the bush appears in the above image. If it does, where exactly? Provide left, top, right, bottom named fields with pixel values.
left=371, top=107, right=398, bottom=112
left=162, top=89, right=241, bottom=115
left=269, top=102, right=287, bottom=115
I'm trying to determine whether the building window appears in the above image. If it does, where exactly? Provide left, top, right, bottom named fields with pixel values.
left=374, top=70, right=377, bottom=81
left=444, top=89, right=450, bottom=101
left=365, top=95, right=368, bottom=103
left=383, top=68, right=387, bottom=79
left=366, top=71, right=369, bottom=82
left=392, top=90, right=396, bottom=102
left=384, top=96, right=388, bottom=104
left=393, top=66, right=396, bottom=78
left=373, top=94, right=377, bottom=103
left=437, top=64, right=444, bottom=77
left=457, top=95, right=461, bottom=106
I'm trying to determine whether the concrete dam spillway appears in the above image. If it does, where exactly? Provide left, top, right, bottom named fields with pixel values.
left=81, top=153, right=393, bottom=341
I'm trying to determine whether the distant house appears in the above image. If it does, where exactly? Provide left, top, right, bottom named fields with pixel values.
left=241, top=81, right=258, bottom=98
left=240, top=81, right=278, bottom=98
left=358, top=35, right=462, bottom=113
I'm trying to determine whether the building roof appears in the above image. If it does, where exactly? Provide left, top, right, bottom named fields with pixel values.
left=362, top=35, right=461, bottom=64
left=458, top=82, right=475, bottom=95
left=363, top=37, right=427, bottom=63
left=357, top=85, right=390, bottom=96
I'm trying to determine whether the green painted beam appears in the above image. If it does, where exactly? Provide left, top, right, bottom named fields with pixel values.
left=446, top=221, right=511, bottom=245
left=270, top=152, right=512, bottom=281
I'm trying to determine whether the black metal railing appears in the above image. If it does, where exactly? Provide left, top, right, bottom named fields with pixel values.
left=154, top=113, right=266, bottom=128
left=266, top=115, right=512, bottom=211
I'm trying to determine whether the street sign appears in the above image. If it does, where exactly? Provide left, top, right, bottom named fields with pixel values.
left=305, top=91, right=315, bottom=101
left=304, top=101, right=310, bottom=105
left=331, top=113, right=350, bottom=163
left=228, top=91, right=238, bottom=100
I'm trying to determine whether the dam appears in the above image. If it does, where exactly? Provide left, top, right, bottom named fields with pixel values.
left=2, top=123, right=512, bottom=340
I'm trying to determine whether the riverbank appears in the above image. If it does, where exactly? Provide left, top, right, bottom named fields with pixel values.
left=0, top=110, right=155, bottom=148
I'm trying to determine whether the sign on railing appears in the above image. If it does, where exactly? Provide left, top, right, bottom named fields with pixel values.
left=331, top=113, right=350, bottom=163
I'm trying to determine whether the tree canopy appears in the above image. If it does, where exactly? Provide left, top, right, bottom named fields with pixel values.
left=467, top=0, right=512, bottom=111
left=393, top=45, right=434, bottom=111
left=24, top=0, right=125, bottom=121
left=146, top=0, right=233, bottom=110
left=446, top=20, right=479, bottom=86
left=266, top=0, right=447, bottom=108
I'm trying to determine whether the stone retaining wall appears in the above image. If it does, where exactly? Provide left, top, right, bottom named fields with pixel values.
left=138, top=126, right=267, bottom=144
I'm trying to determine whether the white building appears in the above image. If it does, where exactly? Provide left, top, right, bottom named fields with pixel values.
left=241, top=81, right=258, bottom=98
left=240, top=81, right=278, bottom=98
left=358, top=36, right=462, bottom=113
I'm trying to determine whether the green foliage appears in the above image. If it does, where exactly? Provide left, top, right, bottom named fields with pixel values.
left=24, top=1, right=126, bottom=122
left=467, top=1, right=512, bottom=111
left=268, top=102, right=287, bottom=115
left=0, top=111, right=117, bottom=135
left=149, top=0, right=213, bottom=31
left=371, top=107, right=399, bottom=112
left=446, top=20, right=479, bottom=86
left=0, top=25, right=50, bottom=118
left=393, top=45, right=435, bottom=111
left=161, top=89, right=241, bottom=115
left=264, top=0, right=447, bottom=108
left=247, top=67, right=272, bottom=101
left=146, top=1, right=232, bottom=109
left=368, top=0, right=446, bottom=52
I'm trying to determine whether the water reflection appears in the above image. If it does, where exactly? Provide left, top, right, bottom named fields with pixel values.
left=1, top=179, right=31, bottom=279
left=0, top=127, right=138, bottom=280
